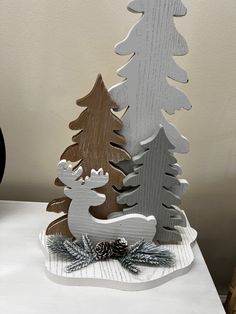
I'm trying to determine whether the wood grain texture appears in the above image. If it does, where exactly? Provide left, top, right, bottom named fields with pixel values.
left=49, top=74, right=130, bottom=218
left=46, top=215, right=73, bottom=238
left=46, top=74, right=130, bottom=235
left=40, top=214, right=197, bottom=290
left=62, top=74, right=130, bottom=218
left=46, top=198, right=71, bottom=236
left=171, top=178, right=189, bottom=197
left=58, top=160, right=156, bottom=243
left=47, top=197, right=70, bottom=214
left=118, top=127, right=187, bottom=243
left=109, top=0, right=191, bottom=155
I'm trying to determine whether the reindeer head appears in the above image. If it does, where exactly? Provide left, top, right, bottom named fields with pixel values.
left=57, top=160, right=109, bottom=207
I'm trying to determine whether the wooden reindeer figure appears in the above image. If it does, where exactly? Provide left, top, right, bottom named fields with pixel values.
left=57, top=160, right=156, bottom=244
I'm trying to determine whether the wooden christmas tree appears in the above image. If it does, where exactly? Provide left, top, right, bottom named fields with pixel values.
left=118, top=127, right=186, bottom=243
left=109, top=0, right=191, bottom=155
left=46, top=74, right=130, bottom=236
left=41, top=0, right=198, bottom=289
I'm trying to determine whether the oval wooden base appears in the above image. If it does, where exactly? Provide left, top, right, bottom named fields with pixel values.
left=39, top=219, right=197, bottom=291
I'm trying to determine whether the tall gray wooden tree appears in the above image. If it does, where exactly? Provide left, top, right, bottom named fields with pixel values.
left=109, top=0, right=191, bottom=156
left=117, top=127, right=186, bottom=243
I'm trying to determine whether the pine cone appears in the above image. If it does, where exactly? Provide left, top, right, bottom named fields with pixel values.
left=95, top=241, right=112, bottom=260
left=111, top=238, right=128, bottom=257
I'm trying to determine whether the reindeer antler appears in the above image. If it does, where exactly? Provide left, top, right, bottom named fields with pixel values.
left=57, top=160, right=108, bottom=189
left=84, top=168, right=109, bottom=189
left=57, top=160, right=83, bottom=187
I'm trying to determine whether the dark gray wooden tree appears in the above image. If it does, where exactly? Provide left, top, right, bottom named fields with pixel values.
left=117, top=127, right=186, bottom=243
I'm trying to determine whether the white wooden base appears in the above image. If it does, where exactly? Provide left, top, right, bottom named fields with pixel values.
left=39, top=218, right=197, bottom=291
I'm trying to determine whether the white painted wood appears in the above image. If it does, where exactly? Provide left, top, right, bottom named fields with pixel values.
left=40, top=212, right=197, bottom=291
left=58, top=160, right=156, bottom=244
left=0, top=201, right=225, bottom=313
left=109, top=0, right=191, bottom=155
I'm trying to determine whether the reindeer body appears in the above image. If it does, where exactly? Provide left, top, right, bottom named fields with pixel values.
left=58, top=160, right=156, bottom=244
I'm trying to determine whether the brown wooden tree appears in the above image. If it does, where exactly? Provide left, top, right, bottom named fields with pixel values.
left=46, top=74, right=130, bottom=236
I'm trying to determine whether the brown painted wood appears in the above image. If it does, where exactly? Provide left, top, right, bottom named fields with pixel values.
left=225, top=268, right=236, bottom=314
left=47, top=74, right=130, bottom=235
left=47, top=197, right=70, bottom=214
left=46, top=214, right=73, bottom=238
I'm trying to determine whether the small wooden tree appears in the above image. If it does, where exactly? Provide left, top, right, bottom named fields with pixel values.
left=47, top=74, right=130, bottom=236
left=118, top=127, right=186, bottom=243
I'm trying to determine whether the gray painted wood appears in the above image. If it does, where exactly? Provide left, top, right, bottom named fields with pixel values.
left=171, top=178, right=189, bottom=197
left=117, top=127, right=187, bottom=243
left=170, top=165, right=189, bottom=199
left=57, top=160, right=156, bottom=244
left=109, top=0, right=191, bottom=155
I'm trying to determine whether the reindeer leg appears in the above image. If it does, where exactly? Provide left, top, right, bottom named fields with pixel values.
left=46, top=214, right=73, bottom=238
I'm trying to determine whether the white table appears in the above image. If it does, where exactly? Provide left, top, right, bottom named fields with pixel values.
left=0, top=201, right=225, bottom=314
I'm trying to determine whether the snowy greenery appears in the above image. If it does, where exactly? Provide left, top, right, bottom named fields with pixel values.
left=47, top=234, right=175, bottom=274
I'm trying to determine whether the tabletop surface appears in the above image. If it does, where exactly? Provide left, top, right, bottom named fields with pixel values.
left=0, top=200, right=225, bottom=314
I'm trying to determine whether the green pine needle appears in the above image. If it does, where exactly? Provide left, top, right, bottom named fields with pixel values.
left=118, top=257, right=139, bottom=274
left=47, top=234, right=74, bottom=260
left=64, top=240, right=90, bottom=258
left=82, top=234, right=96, bottom=256
left=129, top=239, right=145, bottom=254
left=47, top=234, right=175, bottom=275
left=66, top=258, right=93, bottom=273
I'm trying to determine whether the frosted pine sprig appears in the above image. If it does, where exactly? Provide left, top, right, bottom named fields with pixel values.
left=64, top=240, right=90, bottom=258
left=82, top=234, right=96, bottom=256
left=47, top=234, right=74, bottom=260
left=118, top=256, right=139, bottom=274
left=47, top=235, right=175, bottom=274
left=128, top=253, right=175, bottom=266
left=129, top=239, right=145, bottom=254
left=47, top=234, right=97, bottom=273
left=66, top=258, right=94, bottom=273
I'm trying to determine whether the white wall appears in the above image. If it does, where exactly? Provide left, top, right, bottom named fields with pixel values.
left=0, top=0, right=236, bottom=293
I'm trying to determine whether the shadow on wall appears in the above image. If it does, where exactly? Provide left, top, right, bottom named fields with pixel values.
left=183, top=179, right=236, bottom=295
left=0, top=181, right=64, bottom=203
